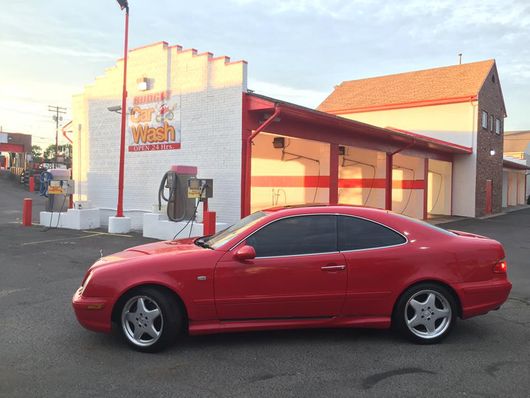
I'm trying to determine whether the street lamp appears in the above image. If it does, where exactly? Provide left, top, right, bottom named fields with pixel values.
left=116, top=0, right=129, bottom=218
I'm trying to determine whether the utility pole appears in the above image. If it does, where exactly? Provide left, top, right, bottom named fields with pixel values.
left=48, top=105, right=67, bottom=168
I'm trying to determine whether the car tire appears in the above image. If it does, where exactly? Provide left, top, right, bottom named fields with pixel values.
left=118, top=287, right=182, bottom=353
left=393, top=283, right=457, bottom=344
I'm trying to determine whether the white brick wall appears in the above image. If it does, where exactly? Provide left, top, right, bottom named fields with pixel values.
left=74, top=43, right=247, bottom=228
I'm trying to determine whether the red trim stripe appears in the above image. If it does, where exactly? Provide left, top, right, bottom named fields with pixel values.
left=251, top=176, right=425, bottom=189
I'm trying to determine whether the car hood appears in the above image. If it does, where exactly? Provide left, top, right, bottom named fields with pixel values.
left=125, top=238, right=201, bottom=255
left=89, top=238, right=205, bottom=270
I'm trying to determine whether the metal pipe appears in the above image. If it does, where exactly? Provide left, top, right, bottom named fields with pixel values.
left=244, top=106, right=281, bottom=216
left=116, top=7, right=129, bottom=218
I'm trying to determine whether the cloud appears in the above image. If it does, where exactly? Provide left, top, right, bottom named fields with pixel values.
left=248, top=79, right=329, bottom=108
left=1, top=40, right=116, bottom=60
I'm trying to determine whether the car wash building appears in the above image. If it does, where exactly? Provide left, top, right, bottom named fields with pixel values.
left=69, top=41, right=525, bottom=238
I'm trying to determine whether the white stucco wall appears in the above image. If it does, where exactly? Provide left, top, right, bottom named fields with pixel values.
left=73, top=43, right=247, bottom=228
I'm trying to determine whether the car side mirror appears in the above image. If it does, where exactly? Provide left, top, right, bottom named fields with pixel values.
left=234, top=245, right=256, bottom=261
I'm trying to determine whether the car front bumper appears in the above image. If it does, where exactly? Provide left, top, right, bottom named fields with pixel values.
left=72, top=287, right=113, bottom=333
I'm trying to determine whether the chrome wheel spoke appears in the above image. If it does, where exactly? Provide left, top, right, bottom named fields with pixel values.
left=409, top=299, right=423, bottom=312
left=145, top=324, right=160, bottom=339
left=125, top=312, right=137, bottom=323
left=432, top=307, right=449, bottom=320
left=147, top=308, right=160, bottom=320
left=133, top=325, right=143, bottom=340
left=407, top=315, right=423, bottom=328
left=137, top=297, right=149, bottom=314
left=425, top=293, right=437, bottom=309
left=425, top=318, right=436, bottom=334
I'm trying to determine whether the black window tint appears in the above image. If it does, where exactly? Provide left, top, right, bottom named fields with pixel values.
left=247, top=215, right=337, bottom=257
left=338, top=216, right=406, bottom=251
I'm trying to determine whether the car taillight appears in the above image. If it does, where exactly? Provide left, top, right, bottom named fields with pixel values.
left=493, top=260, right=507, bottom=274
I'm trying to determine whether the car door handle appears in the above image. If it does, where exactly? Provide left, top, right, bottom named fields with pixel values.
left=321, top=265, right=346, bottom=271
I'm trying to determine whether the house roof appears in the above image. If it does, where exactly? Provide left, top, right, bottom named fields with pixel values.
left=318, top=60, right=496, bottom=114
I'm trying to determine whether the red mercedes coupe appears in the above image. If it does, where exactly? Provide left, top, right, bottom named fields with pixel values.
left=73, top=205, right=511, bottom=352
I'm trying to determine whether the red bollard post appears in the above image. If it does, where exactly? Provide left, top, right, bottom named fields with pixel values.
left=22, top=198, right=32, bottom=226
left=203, top=211, right=216, bottom=236
left=29, top=175, right=35, bottom=192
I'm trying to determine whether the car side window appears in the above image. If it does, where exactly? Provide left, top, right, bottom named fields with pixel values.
left=338, top=216, right=406, bottom=251
left=246, top=215, right=337, bottom=257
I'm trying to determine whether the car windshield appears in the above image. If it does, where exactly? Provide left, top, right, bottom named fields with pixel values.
left=203, top=211, right=268, bottom=249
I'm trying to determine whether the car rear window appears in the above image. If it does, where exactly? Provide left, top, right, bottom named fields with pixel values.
left=338, top=215, right=406, bottom=251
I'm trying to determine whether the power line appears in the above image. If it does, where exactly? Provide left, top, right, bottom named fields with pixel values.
left=48, top=105, right=67, bottom=167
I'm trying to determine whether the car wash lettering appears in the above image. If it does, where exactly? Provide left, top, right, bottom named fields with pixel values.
left=128, top=91, right=181, bottom=152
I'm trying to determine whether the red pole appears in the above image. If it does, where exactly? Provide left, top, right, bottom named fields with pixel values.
left=329, top=144, right=339, bottom=205
left=423, top=158, right=429, bottom=220
left=116, top=7, right=129, bottom=218
left=29, top=175, right=35, bottom=192
left=22, top=198, right=32, bottom=226
left=385, top=153, right=393, bottom=210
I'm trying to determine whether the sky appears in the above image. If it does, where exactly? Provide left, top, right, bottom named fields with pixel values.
left=1, top=0, right=529, bottom=148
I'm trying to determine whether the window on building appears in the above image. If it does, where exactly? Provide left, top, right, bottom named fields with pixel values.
left=482, top=111, right=488, bottom=129
left=490, top=115, right=494, bottom=132
left=495, top=118, right=502, bottom=135
left=338, top=216, right=406, bottom=251
left=246, top=215, right=337, bottom=257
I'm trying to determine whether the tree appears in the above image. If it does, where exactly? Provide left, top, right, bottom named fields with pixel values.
left=43, top=144, right=56, bottom=161
left=43, top=143, right=73, bottom=165
left=31, top=145, right=43, bottom=162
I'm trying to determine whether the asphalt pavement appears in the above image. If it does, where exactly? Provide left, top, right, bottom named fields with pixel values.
left=1, top=175, right=529, bottom=397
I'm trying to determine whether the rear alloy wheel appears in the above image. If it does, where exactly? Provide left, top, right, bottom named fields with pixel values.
left=119, top=287, right=182, bottom=352
left=394, top=283, right=457, bottom=344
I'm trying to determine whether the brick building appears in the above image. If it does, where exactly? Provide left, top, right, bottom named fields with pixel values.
left=319, top=60, right=509, bottom=217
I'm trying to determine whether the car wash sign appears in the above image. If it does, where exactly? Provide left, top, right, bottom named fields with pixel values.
left=128, top=90, right=181, bottom=152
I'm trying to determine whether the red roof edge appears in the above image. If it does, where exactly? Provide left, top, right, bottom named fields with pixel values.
left=386, top=127, right=473, bottom=154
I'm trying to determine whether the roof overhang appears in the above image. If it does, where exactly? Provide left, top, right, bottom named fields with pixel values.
left=503, top=159, right=530, bottom=171
left=245, top=92, right=472, bottom=162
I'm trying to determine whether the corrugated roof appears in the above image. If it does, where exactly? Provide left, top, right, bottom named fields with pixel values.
left=318, top=60, right=495, bottom=114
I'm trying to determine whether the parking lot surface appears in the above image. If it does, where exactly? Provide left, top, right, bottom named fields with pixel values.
left=1, top=177, right=529, bottom=397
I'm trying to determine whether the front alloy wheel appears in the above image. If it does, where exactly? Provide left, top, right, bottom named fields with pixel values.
left=121, top=295, right=164, bottom=347
left=394, top=283, right=457, bottom=344
left=118, top=287, right=182, bottom=352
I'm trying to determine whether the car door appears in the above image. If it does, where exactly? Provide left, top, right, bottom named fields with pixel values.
left=214, top=215, right=347, bottom=320
left=338, top=215, right=408, bottom=317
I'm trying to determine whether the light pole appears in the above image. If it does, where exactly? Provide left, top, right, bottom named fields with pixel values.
left=116, top=0, right=129, bottom=218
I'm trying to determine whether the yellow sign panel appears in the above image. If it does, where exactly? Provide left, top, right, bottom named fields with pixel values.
left=48, top=186, right=65, bottom=195
left=187, top=187, right=202, bottom=199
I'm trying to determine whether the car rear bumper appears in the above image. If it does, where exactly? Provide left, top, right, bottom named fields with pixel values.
left=456, top=279, right=512, bottom=319
left=72, top=287, right=113, bottom=333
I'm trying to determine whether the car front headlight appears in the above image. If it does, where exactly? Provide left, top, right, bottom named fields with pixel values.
left=78, top=272, right=94, bottom=296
